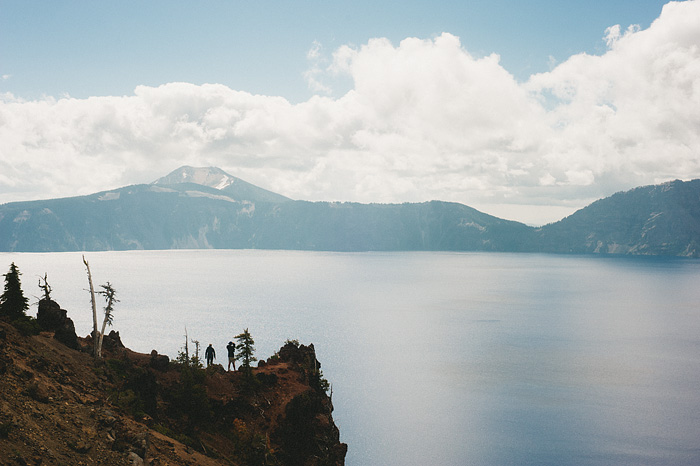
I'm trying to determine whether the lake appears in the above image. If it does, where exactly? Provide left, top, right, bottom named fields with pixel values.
left=2, top=250, right=700, bottom=465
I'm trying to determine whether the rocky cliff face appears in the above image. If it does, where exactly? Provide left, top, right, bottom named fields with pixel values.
left=0, top=311, right=346, bottom=465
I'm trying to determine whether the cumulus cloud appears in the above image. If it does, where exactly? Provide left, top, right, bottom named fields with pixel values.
left=1, top=0, right=699, bottom=225
left=304, top=41, right=333, bottom=95
left=526, top=0, right=700, bottom=197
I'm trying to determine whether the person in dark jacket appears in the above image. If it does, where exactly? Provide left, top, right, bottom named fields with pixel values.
left=205, top=343, right=216, bottom=367
left=226, top=341, right=236, bottom=371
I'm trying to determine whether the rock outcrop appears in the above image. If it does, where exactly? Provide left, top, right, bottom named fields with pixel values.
left=0, top=319, right=346, bottom=466
left=269, top=342, right=347, bottom=466
left=36, top=298, right=78, bottom=349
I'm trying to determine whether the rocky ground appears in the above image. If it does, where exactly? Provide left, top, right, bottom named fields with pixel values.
left=0, top=311, right=346, bottom=466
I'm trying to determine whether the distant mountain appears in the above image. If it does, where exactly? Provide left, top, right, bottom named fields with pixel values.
left=535, top=179, right=700, bottom=256
left=153, top=165, right=291, bottom=204
left=0, top=167, right=699, bottom=256
left=0, top=166, right=532, bottom=252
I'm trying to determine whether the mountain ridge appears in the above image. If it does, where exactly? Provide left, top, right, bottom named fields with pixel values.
left=1, top=167, right=699, bottom=257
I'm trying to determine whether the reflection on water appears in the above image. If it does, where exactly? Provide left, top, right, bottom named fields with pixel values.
left=2, top=251, right=700, bottom=465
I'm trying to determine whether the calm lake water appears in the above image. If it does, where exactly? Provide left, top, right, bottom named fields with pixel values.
left=2, top=250, right=700, bottom=465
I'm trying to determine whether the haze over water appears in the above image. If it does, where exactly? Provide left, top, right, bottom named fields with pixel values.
left=3, top=250, right=700, bottom=465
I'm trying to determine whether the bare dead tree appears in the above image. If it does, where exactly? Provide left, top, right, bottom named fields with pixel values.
left=38, top=273, right=52, bottom=302
left=83, top=255, right=99, bottom=358
left=177, top=327, right=191, bottom=366
left=192, top=339, right=201, bottom=360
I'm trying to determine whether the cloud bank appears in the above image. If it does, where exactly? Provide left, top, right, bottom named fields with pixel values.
left=1, top=0, right=699, bottom=225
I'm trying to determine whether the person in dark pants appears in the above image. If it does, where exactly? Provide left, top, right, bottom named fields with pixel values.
left=205, top=343, right=216, bottom=367
left=226, top=341, right=236, bottom=371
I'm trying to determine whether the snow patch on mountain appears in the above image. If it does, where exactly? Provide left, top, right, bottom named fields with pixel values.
left=154, top=166, right=233, bottom=191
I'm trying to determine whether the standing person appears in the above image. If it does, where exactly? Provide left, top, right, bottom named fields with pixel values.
left=226, top=341, right=236, bottom=371
left=205, top=343, right=216, bottom=367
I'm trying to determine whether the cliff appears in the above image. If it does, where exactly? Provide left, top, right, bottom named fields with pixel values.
left=0, top=309, right=346, bottom=465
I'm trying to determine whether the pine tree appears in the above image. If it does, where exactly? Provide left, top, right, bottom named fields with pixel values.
left=235, top=328, right=257, bottom=373
left=0, top=262, right=29, bottom=321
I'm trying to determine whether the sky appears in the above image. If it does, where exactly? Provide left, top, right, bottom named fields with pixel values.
left=1, top=0, right=698, bottom=225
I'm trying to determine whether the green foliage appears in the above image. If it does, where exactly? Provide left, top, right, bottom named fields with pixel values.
left=11, top=315, right=40, bottom=336
left=235, top=328, right=258, bottom=392
left=152, top=423, right=198, bottom=450
left=235, top=328, right=257, bottom=370
left=166, top=364, right=212, bottom=428
left=104, top=358, right=158, bottom=417
left=105, top=358, right=129, bottom=380
left=0, top=263, right=29, bottom=322
left=175, top=349, right=204, bottom=369
left=174, top=329, right=203, bottom=369
left=108, top=388, right=146, bottom=419
left=98, top=282, right=118, bottom=326
left=310, top=369, right=330, bottom=394
left=189, top=355, right=204, bottom=368
left=284, top=338, right=300, bottom=347
left=230, top=419, right=279, bottom=466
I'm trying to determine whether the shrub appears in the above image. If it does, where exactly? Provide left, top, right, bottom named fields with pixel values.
left=12, top=316, right=40, bottom=336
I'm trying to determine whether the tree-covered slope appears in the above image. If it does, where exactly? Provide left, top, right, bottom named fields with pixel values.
left=1, top=166, right=699, bottom=256
left=0, top=183, right=533, bottom=252
left=535, top=179, right=700, bottom=257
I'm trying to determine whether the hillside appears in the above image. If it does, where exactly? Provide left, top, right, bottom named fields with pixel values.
left=535, top=179, right=700, bottom=256
left=0, top=303, right=346, bottom=466
left=0, top=167, right=533, bottom=253
left=0, top=166, right=699, bottom=256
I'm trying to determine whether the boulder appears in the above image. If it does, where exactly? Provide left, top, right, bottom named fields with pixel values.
left=102, top=330, right=125, bottom=351
left=149, top=350, right=169, bottom=371
left=278, top=342, right=321, bottom=371
left=36, top=299, right=65, bottom=331
left=37, top=299, right=78, bottom=349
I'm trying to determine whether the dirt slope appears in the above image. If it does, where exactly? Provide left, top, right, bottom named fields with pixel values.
left=0, top=320, right=346, bottom=466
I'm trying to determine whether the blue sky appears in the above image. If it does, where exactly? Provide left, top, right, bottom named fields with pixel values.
left=1, top=0, right=698, bottom=225
left=1, top=0, right=668, bottom=100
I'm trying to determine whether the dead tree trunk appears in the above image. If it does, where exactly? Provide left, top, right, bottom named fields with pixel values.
left=82, top=255, right=99, bottom=358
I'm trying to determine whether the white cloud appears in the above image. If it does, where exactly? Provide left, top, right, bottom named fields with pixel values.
left=304, top=41, right=333, bottom=95
left=526, top=0, right=700, bottom=195
left=1, top=1, right=699, bottom=225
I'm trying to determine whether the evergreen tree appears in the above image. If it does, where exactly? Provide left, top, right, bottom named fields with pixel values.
left=235, top=328, right=257, bottom=372
left=0, top=262, right=29, bottom=321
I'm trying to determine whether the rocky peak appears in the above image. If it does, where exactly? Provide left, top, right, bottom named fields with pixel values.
left=152, top=166, right=235, bottom=190
left=152, top=165, right=292, bottom=204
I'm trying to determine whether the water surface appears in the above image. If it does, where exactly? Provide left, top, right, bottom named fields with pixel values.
left=2, top=251, right=699, bottom=465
